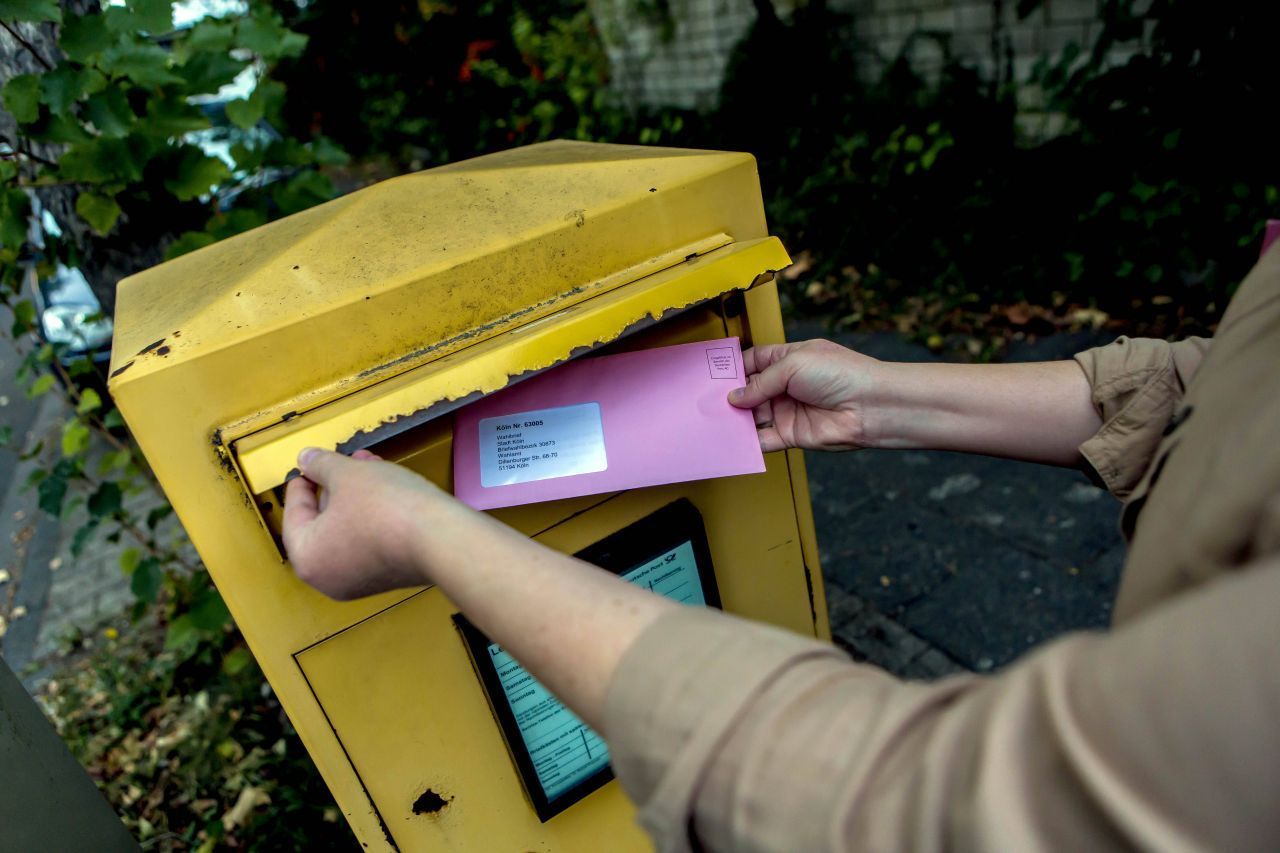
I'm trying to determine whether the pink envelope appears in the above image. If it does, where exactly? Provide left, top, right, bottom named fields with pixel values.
left=453, top=337, right=765, bottom=510
left=1262, top=219, right=1280, bottom=258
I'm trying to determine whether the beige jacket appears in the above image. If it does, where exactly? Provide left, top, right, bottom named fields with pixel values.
left=603, top=243, right=1280, bottom=852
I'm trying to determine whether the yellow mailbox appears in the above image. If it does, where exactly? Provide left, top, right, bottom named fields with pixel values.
left=110, top=141, right=828, bottom=851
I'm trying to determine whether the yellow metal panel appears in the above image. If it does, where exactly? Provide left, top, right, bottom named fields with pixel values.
left=110, top=141, right=770, bottom=402
left=233, top=237, right=790, bottom=494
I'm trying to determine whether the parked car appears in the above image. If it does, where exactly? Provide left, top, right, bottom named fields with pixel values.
left=31, top=263, right=114, bottom=367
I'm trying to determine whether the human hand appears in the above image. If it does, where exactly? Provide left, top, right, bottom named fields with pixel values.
left=728, top=340, right=884, bottom=452
left=282, top=448, right=471, bottom=601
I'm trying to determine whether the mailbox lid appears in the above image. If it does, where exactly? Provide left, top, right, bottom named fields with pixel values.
left=109, top=140, right=771, bottom=399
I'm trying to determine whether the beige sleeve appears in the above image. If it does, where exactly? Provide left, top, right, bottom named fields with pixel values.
left=1072, top=336, right=1210, bottom=497
left=603, top=560, right=1280, bottom=853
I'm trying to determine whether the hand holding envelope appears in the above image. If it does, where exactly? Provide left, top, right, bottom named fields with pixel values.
left=453, top=337, right=766, bottom=510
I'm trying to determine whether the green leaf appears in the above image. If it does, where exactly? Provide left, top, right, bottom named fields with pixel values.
left=61, top=419, right=91, bottom=457
left=249, top=79, right=285, bottom=126
left=309, top=136, right=350, bottom=167
left=163, top=148, right=231, bottom=201
left=87, top=481, right=122, bottom=518
left=76, top=387, right=103, bottom=415
left=75, top=191, right=122, bottom=235
left=187, top=18, right=235, bottom=52
left=188, top=587, right=230, bottom=631
left=71, top=520, right=99, bottom=557
left=58, top=138, right=146, bottom=184
left=130, top=557, right=162, bottom=603
left=205, top=208, right=265, bottom=240
left=229, top=142, right=263, bottom=171
left=1130, top=181, right=1157, bottom=203
left=84, top=88, right=135, bottom=138
left=37, top=469, right=68, bottom=516
left=100, top=43, right=182, bottom=87
left=96, top=449, right=125, bottom=475
left=27, top=374, right=56, bottom=398
left=102, top=408, right=125, bottom=429
left=164, top=230, right=216, bottom=260
left=221, top=646, right=254, bottom=676
left=145, top=504, right=173, bottom=530
left=60, top=13, right=114, bottom=62
left=165, top=614, right=198, bottom=650
left=10, top=299, right=36, bottom=334
left=174, top=52, right=246, bottom=93
left=237, top=12, right=307, bottom=59
left=223, top=95, right=264, bottom=131
left=264, top=135, right=313, bottom=167
left=142, top=94, right=210, bottom=137
left=0, top=424, right=11, bottom=447
left=67, top=357, right=96, bottom=378
left=1, top=74, right=40, bottom=124
left=271, top=170, right=335, bottom=216
left=31, top=113, right=90, bottom=144
left=39, top=64, right=103, bottom=116
left=1, top=188, right=31, bottom=250
left=0, top=0, right=61, bottom=23
left=119, top=547, right=141, bottom=576
left=124, top=0, right=172, bottom=33
left=278, top=30, right=308, bottom=59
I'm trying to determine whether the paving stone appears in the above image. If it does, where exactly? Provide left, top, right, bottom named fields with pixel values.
left=829, top=585, right=922, bottom=672
left=898, top=552, right=1113, bottom=670
left=901, top=648, right=966, bottom=680
left=815, top=494, right=971, bottom=615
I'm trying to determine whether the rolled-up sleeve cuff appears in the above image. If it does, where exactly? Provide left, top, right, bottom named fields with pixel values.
left=1072, top=336, right=1208, bottom=497
left=603, top=607, right=844, bottom=849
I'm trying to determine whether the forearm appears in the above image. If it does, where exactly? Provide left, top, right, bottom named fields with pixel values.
left=864, top=359, right=1101, bottom=466
left=413, top=507, right=676, bottom=730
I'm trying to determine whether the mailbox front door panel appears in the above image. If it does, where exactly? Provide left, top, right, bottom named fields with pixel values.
left=296, top=454, right=812, bottom=850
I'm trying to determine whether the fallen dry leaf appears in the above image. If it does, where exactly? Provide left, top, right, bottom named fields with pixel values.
left=779, top=250, right=814, bottom=281
left=223, top=785, right=271, bottom=830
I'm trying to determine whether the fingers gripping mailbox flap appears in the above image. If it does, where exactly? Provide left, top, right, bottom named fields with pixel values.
left=230, top=236, right=791, bottom=502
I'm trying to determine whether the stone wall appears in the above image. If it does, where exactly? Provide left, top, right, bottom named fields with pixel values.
left=591, top=0, right=1147, bottom=138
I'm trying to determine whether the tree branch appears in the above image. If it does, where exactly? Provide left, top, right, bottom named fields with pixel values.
left=0, top=20, right=55, bottom=71
left=17, top=145, right=58, bottom=168
left=0, top=134, right=58, bottom=168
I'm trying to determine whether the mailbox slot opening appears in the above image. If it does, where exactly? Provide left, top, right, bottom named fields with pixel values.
left=250, top=295, right=755, bottom=546
left=235, top=238, right=788, bottom=548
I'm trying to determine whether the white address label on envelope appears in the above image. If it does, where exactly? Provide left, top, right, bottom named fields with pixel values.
left=479, top=402, right=608, bottom=488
